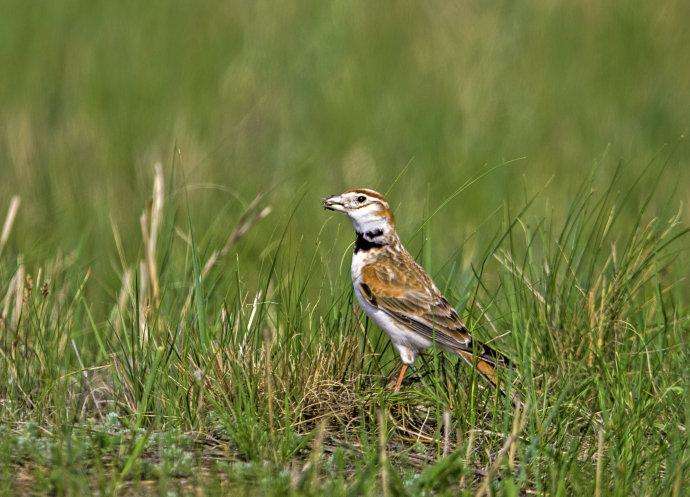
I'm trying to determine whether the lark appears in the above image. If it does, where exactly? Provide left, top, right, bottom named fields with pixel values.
left=323, top=188, right=512, bottom=392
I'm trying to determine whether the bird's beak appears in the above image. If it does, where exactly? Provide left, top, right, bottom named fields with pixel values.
left=322, top=195, right=346, bottom=212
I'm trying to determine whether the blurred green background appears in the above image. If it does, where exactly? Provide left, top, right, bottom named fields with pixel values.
left=1, top=0, right=688, bottom=277
left=0, top=4, right=688, bottom=493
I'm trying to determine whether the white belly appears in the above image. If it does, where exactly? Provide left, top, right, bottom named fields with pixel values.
left=351, top=251, right=431, bottom=364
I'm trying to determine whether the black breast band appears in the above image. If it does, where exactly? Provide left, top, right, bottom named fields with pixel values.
left=354, top=232, right=384, bottom=253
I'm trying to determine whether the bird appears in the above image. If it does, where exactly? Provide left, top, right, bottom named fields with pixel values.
left=323, top=188, right=513, bottom=393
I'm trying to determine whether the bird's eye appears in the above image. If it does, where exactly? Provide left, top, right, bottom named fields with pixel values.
left=357, top=195, right=366, bottom=203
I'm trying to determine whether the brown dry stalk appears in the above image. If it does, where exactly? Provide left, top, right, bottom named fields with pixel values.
left=594, top=424, right=606, bottom=497
left=378, top=409, right=390, bottom=497
left=138, top=260, right=149, bottom=343
left=508, top=424, right=518, bottom=472
left=1, top=268, right=18, bottom=328
left=113, top=268, right=133, bottom=336
left=148, top=163, right=164, bottom=303
left=140, top=164, right=164, bottom=306
left=443, top=411, right=452, bottom=457
left=11, top=262, right=24, bottom=331
left=0, top=196, right=20, bottom=257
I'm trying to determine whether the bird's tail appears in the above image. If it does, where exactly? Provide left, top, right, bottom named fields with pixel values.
left=456, top=339, right=519, bottom=403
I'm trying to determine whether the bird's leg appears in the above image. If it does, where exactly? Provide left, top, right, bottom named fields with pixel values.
left=393, top=363, right=409, bottom=392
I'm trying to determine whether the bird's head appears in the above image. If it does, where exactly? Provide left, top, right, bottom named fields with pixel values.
left=323, top=188, right=395, bottom=238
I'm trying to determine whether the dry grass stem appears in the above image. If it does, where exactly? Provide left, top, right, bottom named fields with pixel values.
left=113, top=268, right=133, bottom=335
left=594, top=424, right=606, bottom=497
left=1, top=268, right=18, bottom=326
left=139, top=163, right=164, bottom=307
left=11, top=262, right=24, bottom=331
left=0, top=196, right=20, bottom=257
left=246, top=291, right=262, bottom=333
left=138, top=260, right=149, bottom=343
left=378, top=409, right=390, bottom=497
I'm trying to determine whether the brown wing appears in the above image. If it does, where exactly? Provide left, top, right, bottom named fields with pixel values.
left=359, top=253, right=473, bottom=351
left=359, top=251, right=512, bottom=384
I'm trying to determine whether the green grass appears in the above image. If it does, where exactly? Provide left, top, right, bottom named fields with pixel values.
left=0, top=1, right=689, bottom=495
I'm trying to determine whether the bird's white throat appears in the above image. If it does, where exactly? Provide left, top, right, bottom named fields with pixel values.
left=347, top=204, right=393, bottom=242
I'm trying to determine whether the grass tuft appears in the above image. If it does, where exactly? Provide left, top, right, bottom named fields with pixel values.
left=1, top=161, right=687, bottom=495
